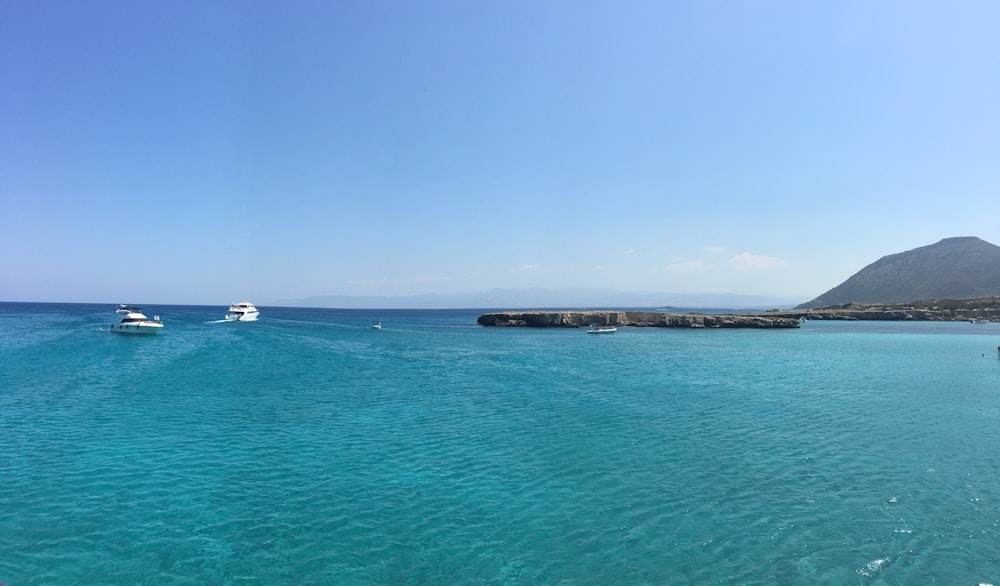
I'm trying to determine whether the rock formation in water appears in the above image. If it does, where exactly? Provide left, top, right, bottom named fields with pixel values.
left=478, top=297, right=1000, bottom=328
left=476, top=311, right=800, bottom=329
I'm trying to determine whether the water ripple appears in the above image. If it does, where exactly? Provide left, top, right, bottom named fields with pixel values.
left=3, top=309, right=1000, bottom=583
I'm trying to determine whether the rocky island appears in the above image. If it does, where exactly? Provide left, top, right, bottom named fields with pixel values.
left=477, top=298, right=1000, bottom=329
left=477, top=311, right=801, bottom=329
left=477, top=237, right=1000, bottom=329
left=770, top=297, right=1000, bottom=322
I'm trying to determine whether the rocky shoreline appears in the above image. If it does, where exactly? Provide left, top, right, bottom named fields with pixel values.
left=477, top=299, right=1000, bottom=329
left=476, top=311, right=801, bottom=329
left=768, top=302, right=1000, bottom=323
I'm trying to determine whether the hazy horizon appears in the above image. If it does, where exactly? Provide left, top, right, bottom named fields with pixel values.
left=0, top=287, right=804, bottom=311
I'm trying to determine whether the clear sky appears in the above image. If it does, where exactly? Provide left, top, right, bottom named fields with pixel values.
left=2, top=1, right=998, bottom=305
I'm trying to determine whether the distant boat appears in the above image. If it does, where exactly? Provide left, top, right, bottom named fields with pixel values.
left=225, top=302, right=259, bottom=322
left=587, top=323, right=617, bottom=334
left=372, top=321, right=382, bottom=330
left=110, top=306, right=163, bottom=335
left=971, top=318, right=990, bottom=324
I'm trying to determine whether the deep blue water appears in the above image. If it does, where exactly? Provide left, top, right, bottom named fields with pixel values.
left=2, top=302, right=1000, bottom=584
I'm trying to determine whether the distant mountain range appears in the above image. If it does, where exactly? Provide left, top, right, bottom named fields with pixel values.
left=274, top=289, right=801, bottom=310
left=797, top=236, right=1000, bottom=309
left=275, top=237, right=1000, bottom=310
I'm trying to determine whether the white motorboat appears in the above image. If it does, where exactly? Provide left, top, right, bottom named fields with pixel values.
left=110, top=306, right=163, bottom=335
left=372, top=321, right=382, bottom=330
left=225, top=301, right=260, bottom=322
left=587, top=323, right=617, bottom=334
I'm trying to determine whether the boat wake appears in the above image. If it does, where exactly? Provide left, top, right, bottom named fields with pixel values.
left=206, top=319, right=232, bottom=324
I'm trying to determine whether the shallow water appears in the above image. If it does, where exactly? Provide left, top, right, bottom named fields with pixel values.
left=2, top=303, right=999, bottom=584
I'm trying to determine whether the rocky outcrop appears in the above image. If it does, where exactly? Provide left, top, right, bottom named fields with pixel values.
left=765, top=303, right=1000, bottom=322
left=477, top=298, right=1000, bottom=329
left=476, top=311, right=626, bottom=328
left=477, top=311, right=800, bottom=329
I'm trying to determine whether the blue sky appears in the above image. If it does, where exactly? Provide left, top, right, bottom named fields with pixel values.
left=2, top=1, right=998, bottom=305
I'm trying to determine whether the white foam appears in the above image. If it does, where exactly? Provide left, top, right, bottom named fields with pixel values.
left=857, top=557, right=889, bottom=577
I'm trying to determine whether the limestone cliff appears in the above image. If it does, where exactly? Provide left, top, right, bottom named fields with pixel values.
left=476, top=311, right=801, bottom=329
left=768, top=297, right=1000, bottom=322
left=478, top=297, right=1000, bottom=329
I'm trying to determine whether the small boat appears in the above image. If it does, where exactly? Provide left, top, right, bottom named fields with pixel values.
left=372, top=321, right=382, bottom=330
left=225, top=302, right=260, bottom=322
left=110, top=306, right=163, bottom=335
left=587, top=323, right=617, bottom=334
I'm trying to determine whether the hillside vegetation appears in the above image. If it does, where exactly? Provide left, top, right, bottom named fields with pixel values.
left=798, top=237, right=1000, bottom=309
left=775, top=296, right=1000, bottom=322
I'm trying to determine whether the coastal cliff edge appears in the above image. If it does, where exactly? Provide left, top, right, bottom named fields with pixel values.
left=476, top=311, right=800, bottom=329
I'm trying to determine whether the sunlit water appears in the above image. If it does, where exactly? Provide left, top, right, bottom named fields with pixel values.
left=2, top=303, right=999, bottom=584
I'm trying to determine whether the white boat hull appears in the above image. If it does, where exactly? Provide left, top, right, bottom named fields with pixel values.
left=111, top=307, right=163, bottom=334
left=587, top=326, right=617, bottom=334
left=225, top=312, right=259, bottom=322
left=110, top=321, right=163, bottom=335
left=225, top=302, right=259, bottom=322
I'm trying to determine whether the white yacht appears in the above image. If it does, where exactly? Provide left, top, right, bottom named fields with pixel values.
left=225, top=301, right=260, bottom=322
left=110, top=306, right=164, bottom=335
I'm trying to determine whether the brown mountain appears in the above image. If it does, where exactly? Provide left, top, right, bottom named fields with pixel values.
left=797, top=237, right=1000, bottom=309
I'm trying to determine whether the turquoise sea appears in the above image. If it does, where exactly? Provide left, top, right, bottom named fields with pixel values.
left=2, top=303, right=1000, bottom=585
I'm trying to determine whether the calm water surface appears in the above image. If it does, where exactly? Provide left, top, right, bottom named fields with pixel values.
left=2, top=303, right=999, bottom=584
